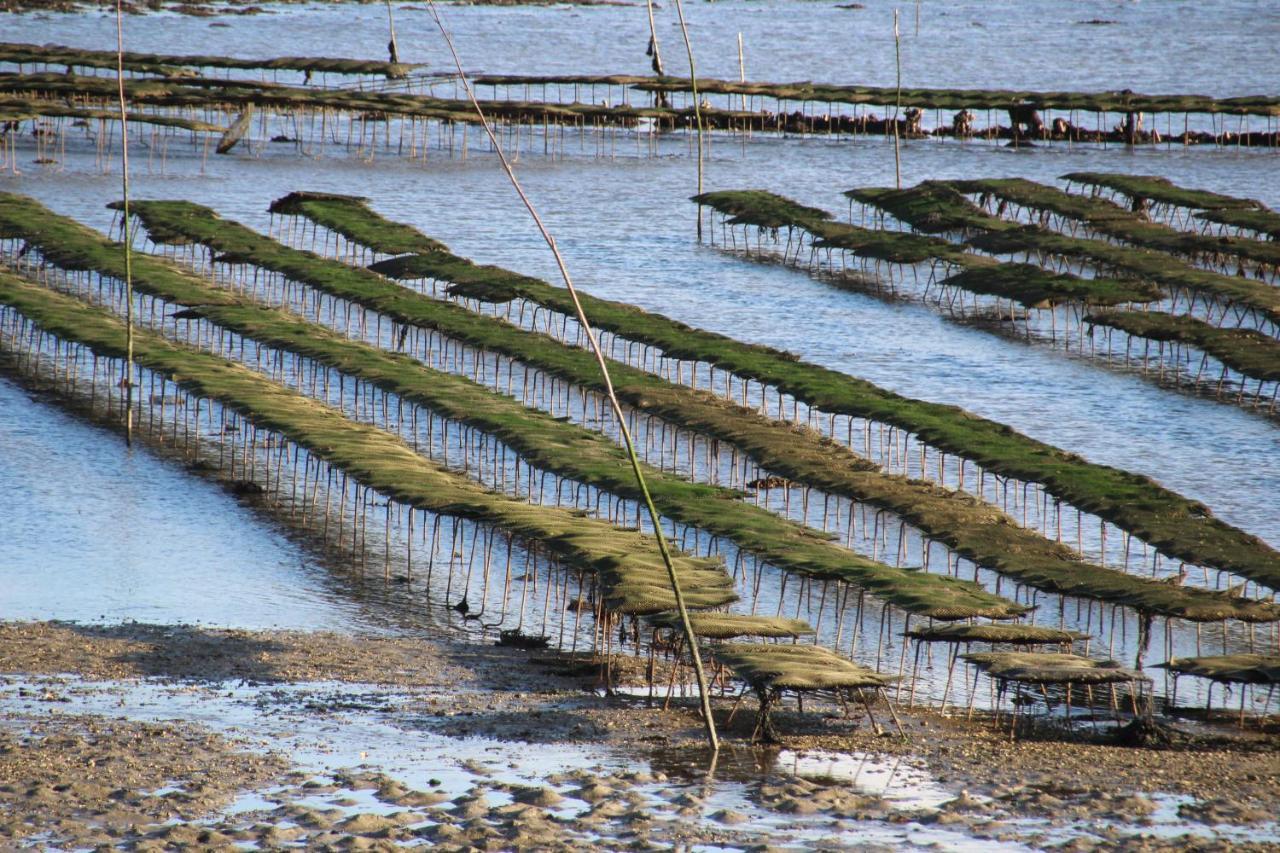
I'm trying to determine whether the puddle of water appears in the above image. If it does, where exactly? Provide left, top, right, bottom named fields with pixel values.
left=0, top=377, right=377, bottom=633
left=0, top=675, right=999, bottom=850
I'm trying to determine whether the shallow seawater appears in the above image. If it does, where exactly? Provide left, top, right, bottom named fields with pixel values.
left=2, top=6, right=1277, bottom=543
left=0, top=375, right=475, bottom=637
left=0, top=676, right=1009, bottom=851
left=0, top=377, right=369, bottom=630
left=8, top=674, right=1278, bottom=849
left=0, top=0, right=1277, bottom=722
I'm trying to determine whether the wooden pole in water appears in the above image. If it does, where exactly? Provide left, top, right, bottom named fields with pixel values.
left=426, top=0, right=720, bottom=752
left=645, top=0, right=666, bottom=80
left=737, top=33, right=747, bottom=112
left=892, top=9, right=902, bottom=190
left=115, top=0, right=134, bottom=446
left=385, top=0, right=401, bottom=65
left=672, top=0, right=706, bottom=239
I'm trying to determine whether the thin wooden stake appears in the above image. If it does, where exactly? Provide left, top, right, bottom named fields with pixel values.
left=892, top=9, right=902, bottom=190
left=426, top=0, right=719, bottom=751
left=115, top=0, right=134, bottom=446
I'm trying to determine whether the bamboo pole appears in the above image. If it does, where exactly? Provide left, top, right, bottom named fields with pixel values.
left=115, top=0, right=134, bottom=446
left=672, top=0, right=705, bottom=238
left=425, top=0, right=719, bottom=751
left=737, top=33, right=747, bottom=112
left=385, top=0, right=400, bottom=65
left=645, top=0, right=666, bottom=79
left=892, top=9, right=902, bottom=190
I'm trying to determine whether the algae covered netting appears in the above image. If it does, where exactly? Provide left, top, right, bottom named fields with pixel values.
left=906, top=624, right=1089, bottom=646
left=713, top=643, right=895, bottom=692
left=647, top=612, right=814, bottom=640
left=0, top=271, right=737, bottom=616
left=1061, top=172, right=1264, bottom=213
left=698, top=189, right=1156, bottom=307
left=616, top=74, right=1280, bottom=118
left=1196, top=208, right=1280, bottom=242
left=961, top=652, right=1144, bottom=686
left=947, top=178, right=1280, bottom=273
left=689, top=189, right=833, bottom=232
left=0, top=71, right=673, bottom=135
left=941, top=265, right=1159, bottom=309
left=846, top=183, right=1018, bottom=236
left=255, top=192, right=1280, bottom=616
left=0, top=192, right=1024, bottom=622
left=850, top=181, right=1280, bottom=329
left=1156, top=654, right=1280, bottom=685
left=268, top=192, right=449, bottom=257
left=5, top=194, right=1277, bottom=623
left=0, top=97, right=225, bottom=133
left=0, top=41, right=418, bottom=78
left=965, top=225, right=1280, bottom=328
left=1085, top=310, right=1280, bottom=382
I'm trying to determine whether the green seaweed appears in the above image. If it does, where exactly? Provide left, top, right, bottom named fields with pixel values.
left=0, top=41, right=417, bottom=78
left=474, top=72, right=1280, bottom=118
left=1155, top=654, right=1280, bottom=685
left=240, top=191, right=1280, bottom=615
left=948, top=177, right=1280, bottom=273
left=1, top=194, right=1027, bottom=621
left=1061, top=173, right=1263, bottom=212
left=941, top=264, right=1159, bottom=308
left=0, top=271, right=735, bottom=616
left=966, top=225, right=1280, bottom=327
left=1195, top=208, right=1280, bottom=242
left=268, top=192, right=449, bottom=256
left=1085, top=309, right=1280, bottom=382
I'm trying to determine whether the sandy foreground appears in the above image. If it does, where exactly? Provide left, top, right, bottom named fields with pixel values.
left=1, top=620, right=1277, bottom=851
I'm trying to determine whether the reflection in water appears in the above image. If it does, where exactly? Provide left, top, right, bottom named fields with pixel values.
left=3, top=375, right=436, bottom=635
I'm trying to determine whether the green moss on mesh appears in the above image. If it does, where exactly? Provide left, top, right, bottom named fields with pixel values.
left=246, top=190, right=1280, bottom=618
left=647, top=613, right=815, bottom=640
left=13, top=192, right=1252, bottom=622
left=962, top=652, right=1143, bottom=685
left=0, top=41, right=418, bottom=78
left=0, top=272, right=734, bottom=616
left=942, top=264, right=1158, bottom=308
left=967, top=225, right=1280, bottom=327
left=0, top=96, right=224, bottom=132
left=1195, top=208, right=1280, bottom=241
left=714, top=643, right=894, bottom=691
left=1061, top=173, right=1263, bottom=211
left=1, top=193, right=1026, bottom=622
left=267, top=192, right=449, bottom=256
left=1086, top=310, right=1280, bottom=382
left=1156, top=654, right=1280, bottom=685
left=949, top=177, right=1280, bottom=273
left=621, top=75, right=1280, bottom=117
left=906, top=624, right=1088, bottom=645
left=692, top=190, right=831, bottom=231
left=846, top=183, right=1017, bottom=235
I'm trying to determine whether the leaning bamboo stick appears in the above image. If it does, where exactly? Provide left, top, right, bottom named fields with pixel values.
left=672, top=0, right=705, bottom=238
left=114, top=0, right=134, bottom=445
left=892, top=9, right=902, bottom=190
left=424, top=0, right=720, bottom=751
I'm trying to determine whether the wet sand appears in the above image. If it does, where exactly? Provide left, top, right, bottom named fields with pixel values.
left=3, top=620, right=1277, bottom=850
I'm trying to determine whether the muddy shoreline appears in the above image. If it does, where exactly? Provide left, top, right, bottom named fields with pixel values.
left=3, top=620, right=1277, bottom=850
